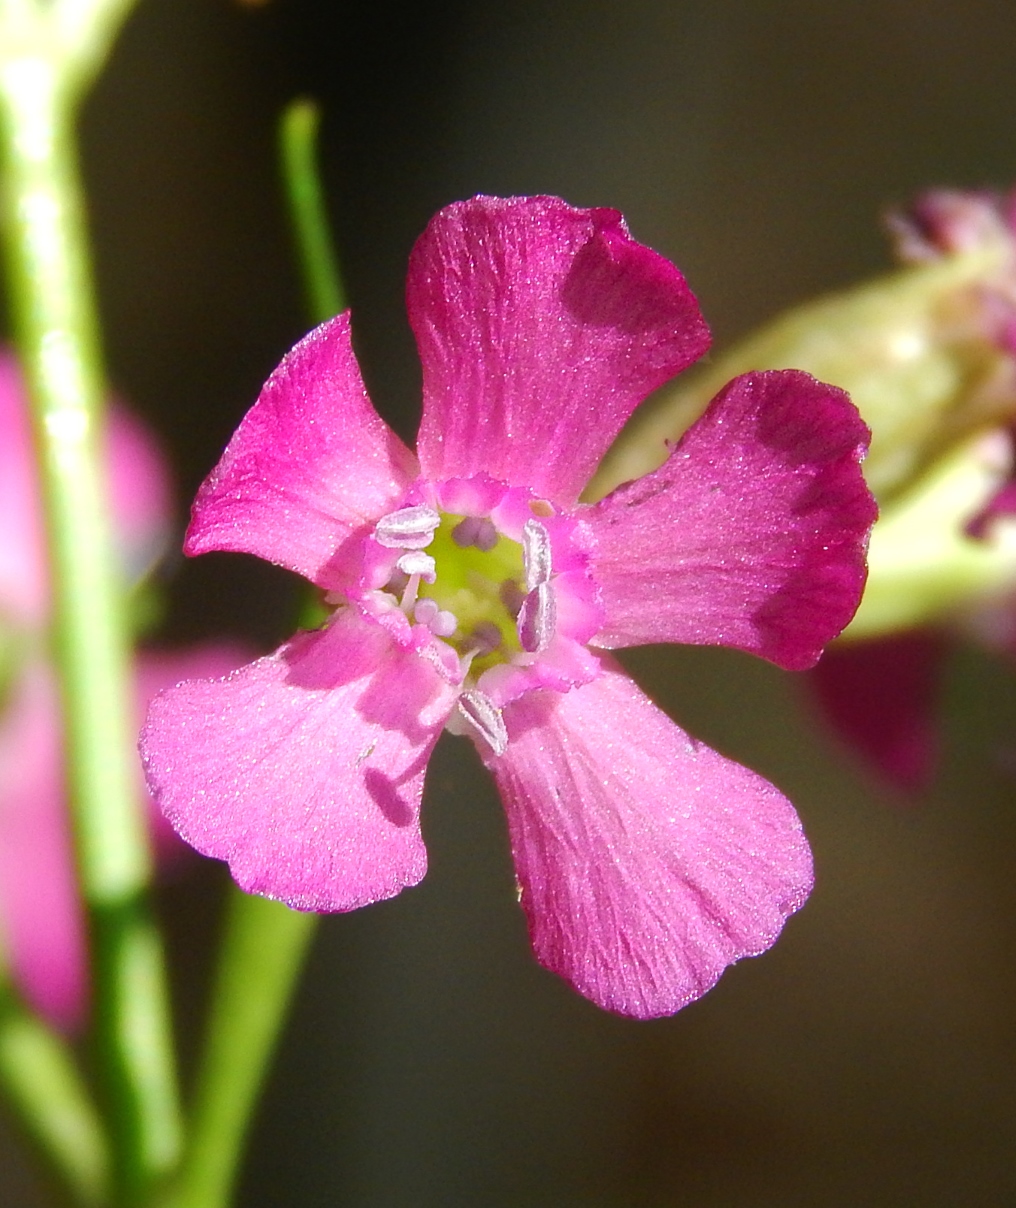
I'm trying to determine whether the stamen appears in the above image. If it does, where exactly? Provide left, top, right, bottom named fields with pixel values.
left=521, top=519, right=552, bottom=590
left=451, top=515, right=499, bottom=551
left=374, top=505, right=441, bottom=549
left=431, top=610, right=458, bottom=638
left=400, top=573, right=422, bottom=613
left=473, top=518, right=499, bottom=552
left=396, top=551, right=436, bottom=582
left=517, top=581, right=556, bottom=653
left=414, top=597, right=458, bottom=637
left=469, top=620, right=502, bottom=654
left=458, top=689, right=509, bottom=757
left=414, top=598, right=439, bottom=625
left=451, top=516, right=482, bottom=547
left=500, top=579, right=525, bottom=619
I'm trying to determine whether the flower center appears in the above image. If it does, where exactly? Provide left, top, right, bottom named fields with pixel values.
left=368, top=492, right=578, bottom=756
left=373, top=500, right=562, bottom=680
left=415, top=514, right=525, bottom=673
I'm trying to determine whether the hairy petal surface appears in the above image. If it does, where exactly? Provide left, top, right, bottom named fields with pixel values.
left=410, top=196, right=709, bottom=506
left=135, top=644, right=253, bottom=859
left=140, top=609, right=458, bottom=912
left=185, top=315, right=418, bottom=591
left=809, top=632, right=945, bottom=794
left=484, top=661, right=813, bottom=1018
left=588, top=370, right=877, bottom=669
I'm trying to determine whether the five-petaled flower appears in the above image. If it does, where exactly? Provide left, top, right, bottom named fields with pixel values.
left=140, top=196, right=876, bottom=1018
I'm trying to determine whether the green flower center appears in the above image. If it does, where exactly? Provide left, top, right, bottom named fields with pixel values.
left=416, top=514, right=525, bottom=673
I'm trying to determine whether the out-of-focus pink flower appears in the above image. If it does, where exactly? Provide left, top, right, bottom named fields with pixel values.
left=0, top=648, right=246, bottom=1032
left=0, top=353, right=172, bottom=629
left=141, top=195, right=876, bottom=1019
left=810, top=190, right=1016, bottom=795
left=0, top=351, right=246, bottom=1031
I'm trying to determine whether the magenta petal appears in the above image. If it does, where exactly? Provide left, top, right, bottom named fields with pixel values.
left=185, top=315, right=418, bottom=590
left=409, top=196, right=710, bottom=506
left=587, top=370, right=877, bottom=669
left=0, top=668, right=87, bottom=1032
left=135, top=644, right=254, bottom=861
left=484, top=662, right=813, bottom=1018
left=809, top=632, right=945, bottom=794
left=140, top=609, right=458, bottom=911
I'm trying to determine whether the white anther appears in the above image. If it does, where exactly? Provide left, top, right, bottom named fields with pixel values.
left=396, top=551, right=436, bottom=582
left=374, top=505, right=441, bottom=549
left=414, top=597, right=458, bottom=637
left=517, top=581, right=556, bottom=653
left=457, top=689, right=509, bottom=757
left=431, top=610, right=458, bottom=637
left=521, top=519, right=552, bottom=590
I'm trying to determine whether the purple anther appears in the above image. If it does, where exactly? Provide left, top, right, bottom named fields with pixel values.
left=473, top=518, right=499, bottom=552
left=500, top=578, right=525, bottom=619
left=374, top=505, right=441, bottom=549
left=470, top=620, right=503, bottom=654
left=521, top=519, right=552, bottom=590
left=396, top=550, right=436, bottom=582
left=517, top=581, right=556, bottom=653
left=458, top=689, right=509, bottom=757
left=451, top=516, right=482, bottom=547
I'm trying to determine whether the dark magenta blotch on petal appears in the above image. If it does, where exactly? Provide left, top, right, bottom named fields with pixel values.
left=409, top=195, right=710, bottom=506
left=586, top=370, right=877, bottom=669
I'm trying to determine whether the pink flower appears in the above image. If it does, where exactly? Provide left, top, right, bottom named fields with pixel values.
left=0, top=351, right=246, bottom=1030
left=140, top=196, right=876, bottom=1018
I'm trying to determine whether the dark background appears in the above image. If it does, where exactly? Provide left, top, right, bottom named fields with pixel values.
left=6, top=1, right=1016, bottom=1204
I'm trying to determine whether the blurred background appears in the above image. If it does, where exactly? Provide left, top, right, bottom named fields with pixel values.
left=6, top=0, right=1016, bottom=1203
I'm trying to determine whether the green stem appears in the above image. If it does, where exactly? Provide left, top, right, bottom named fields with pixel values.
left=0, top=984, right=110, bottom=1207
left=0, top=13, right=180, bottom=1203
left=279, top=97, right=346, bottom=322
left=164, top=894, right=316, bottom=1208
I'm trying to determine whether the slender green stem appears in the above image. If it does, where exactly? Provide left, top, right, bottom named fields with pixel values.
left=0, top=983, right=110, bottom=1207
left=0, top=10, right=180, bottom=1202
left=163, top=895, right=316, bottom=1208
left=279, top=97, right=346, bottom=322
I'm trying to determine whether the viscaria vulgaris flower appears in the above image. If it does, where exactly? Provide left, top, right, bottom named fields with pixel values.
left=141, top=196, right=876, bottom=1018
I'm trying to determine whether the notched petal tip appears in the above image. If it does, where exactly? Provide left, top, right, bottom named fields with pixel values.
left=588, top=368, right=878, bottom=669
left=410, top=195, right=711, bottom=505
left=488, top=664, right=812, bottom=1018
left=140, top=611, right=458, bottom=913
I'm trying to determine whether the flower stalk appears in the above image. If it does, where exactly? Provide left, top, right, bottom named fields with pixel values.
left=0, top=2, right=180, bottom=1201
